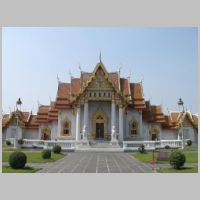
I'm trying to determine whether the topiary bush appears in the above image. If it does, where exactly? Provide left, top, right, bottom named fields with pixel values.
left=6, top=140, right=11, bottom=146
left=18, top=138, right=24, bottom=145
left=187, top=140, right=192, bottom=146
left=169, top=150, right=186, bottom=169
left=41, top=149, right=51, bottom=159
left=165, top=145, right=170, bottom=149
left=53, top=145, right=62, bottom=154
left=9, top=151, right=27, bottom=169
left=138, top=144, right=146, bottom=153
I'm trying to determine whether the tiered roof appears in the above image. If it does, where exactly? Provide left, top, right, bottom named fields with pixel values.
left=2, top=111, right=38, bottom=129
left=2, top=62, right=198, bottom=130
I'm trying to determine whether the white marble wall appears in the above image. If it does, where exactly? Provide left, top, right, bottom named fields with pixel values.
left=161, top=130, right=178, bottom=140
left=23, top=129, right=39, bottom=139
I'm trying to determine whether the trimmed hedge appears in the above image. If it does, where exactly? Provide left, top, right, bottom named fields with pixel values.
left=138, top=144, right=146, bottom=154
left=169, top=150, right=186, bottom=169
left=42, top=149, right=51, bottom=159
left=6, top=140, right=11, bottom=146
left=9, top=151, right=27, bottom=169
left=18, top=138, right=24, bottom=145
left=53, top=145, right=62, bottom=154
left=187, top=140, right=192, bottom=146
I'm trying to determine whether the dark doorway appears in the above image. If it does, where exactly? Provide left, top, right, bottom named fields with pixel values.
left=151, top=133, right=157, bottom=141
left=96, top=123, right=104, bottom=139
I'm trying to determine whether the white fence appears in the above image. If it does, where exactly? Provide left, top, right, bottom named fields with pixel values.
left=123, top=140, right=182, bottom=151
left=22, top=139, right=76, bottom=151
left=5, top=138, right=182, bottom=151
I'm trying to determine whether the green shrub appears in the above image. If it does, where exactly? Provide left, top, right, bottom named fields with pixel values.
left=138, top=144, right=146, bottom=153
left=42, top=149, right=51, bottom=159
left=18, top=138, right=24, bottom=145
left=187, top=140, right=192, bottom=146
left=169, top=150, right=186, bottom=169
left=9, top=151, right=27, bottom=169
left=53, top=145, right=62, bottom=154
left=165, top=145, right=170, bottom=149
left=6, top=140, right=11, bottom=146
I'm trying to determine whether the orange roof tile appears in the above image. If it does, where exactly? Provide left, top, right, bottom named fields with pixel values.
left=130, top=83, right=146, bottom=109
left=71, top=78, right=81, bottom=96
left=120, top=78, right=130, bottom=97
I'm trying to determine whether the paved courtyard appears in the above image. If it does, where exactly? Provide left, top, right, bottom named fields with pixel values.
left=37, top=152, right=153, bottom=173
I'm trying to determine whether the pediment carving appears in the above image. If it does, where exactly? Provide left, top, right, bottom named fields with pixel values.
left=87, top=68, right=114, bottom=91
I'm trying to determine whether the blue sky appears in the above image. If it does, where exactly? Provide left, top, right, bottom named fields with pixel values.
left=2, top=27, right=198, bottom=114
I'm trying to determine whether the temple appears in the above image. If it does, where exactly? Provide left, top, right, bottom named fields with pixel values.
left=2, top=62, right=198, bottom=149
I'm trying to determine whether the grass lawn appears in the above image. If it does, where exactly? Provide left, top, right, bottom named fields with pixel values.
left=2, top=166, right=38, bottom=173
left=2, top=151, right=65, bottom=163
left=133, top=152, right=168, bottom=164
left=133, top=145, right=198, bottom=164
left=157, top=167, right=198, bottom=173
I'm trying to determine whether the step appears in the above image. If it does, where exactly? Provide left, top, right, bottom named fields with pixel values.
left=75, top=147, right=124, bottom=152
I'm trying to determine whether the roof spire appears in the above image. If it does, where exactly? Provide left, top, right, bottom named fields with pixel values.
left=141, top=74, right=144, bottom=83
left=57, top=74, right=61, bottom=84
left=99, top=51, right=102, bottom=63
left=78, top=63, right=82, bottom=72
left=37, top=100, right=40, bottom=107
left=69, top=70, right=72, bottom=78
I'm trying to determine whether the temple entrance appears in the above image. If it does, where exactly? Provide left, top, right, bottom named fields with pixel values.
left=96, top=123, right=104, bottom=139
left=92, top=108, right=108, bottom=140
left=41, top=126, right=51, bottom=140
left=149, top=127, right=159, bottom=141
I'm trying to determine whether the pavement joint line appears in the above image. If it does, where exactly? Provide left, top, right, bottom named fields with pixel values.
left=83, top=153, right=95, bottom=173
left=112, top=154, right=122, bottom=173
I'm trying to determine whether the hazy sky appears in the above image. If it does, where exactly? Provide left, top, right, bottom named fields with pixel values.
left=2, top=27, right=198, bottom=114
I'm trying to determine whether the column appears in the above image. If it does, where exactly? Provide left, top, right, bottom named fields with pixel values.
left=119, top=106, right=124, bottom=142
left=75, top=106, right=80, bottom=141
left=82, top=101, right=88, bottom=140
left=111, top=100, right=117, bottom=142
left=139, top=110, right=143, bottom=138
left=111, top=100, right=116, bottom=129
left=58, top=111, right=61, bottom=138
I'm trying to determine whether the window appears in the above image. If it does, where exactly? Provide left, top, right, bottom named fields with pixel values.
left=104, top=92, right=106, bottom=97
left=89, top=93, right=91, bottom=97
left=94, top=93, right=96, bottom=97
left=130, top=121, right=137, bottom=136
left=63, top=122, right=70, bottom=135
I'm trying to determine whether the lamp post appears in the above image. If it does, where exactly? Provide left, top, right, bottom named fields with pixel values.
left=14, top=98, right=22, bottom=148
left=177, top=98, right=184, bottom=149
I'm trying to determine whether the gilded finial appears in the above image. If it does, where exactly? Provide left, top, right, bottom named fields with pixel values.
left=99, top=51, right=101, bottom=63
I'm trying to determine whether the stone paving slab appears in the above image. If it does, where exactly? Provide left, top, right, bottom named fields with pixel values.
left=35, top=152, right=153, bottom=173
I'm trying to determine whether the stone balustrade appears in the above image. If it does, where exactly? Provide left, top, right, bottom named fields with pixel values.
left=22, top=139, right=76, bottom=150
left=123, top=140, right=182, bottom=151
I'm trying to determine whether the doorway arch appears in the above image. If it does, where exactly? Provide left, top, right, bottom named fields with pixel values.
left=149, top=127, right=159, bottom=140
left=92, top=108, right=108, bottom=140
left=41, top=126, right=51, bottom=140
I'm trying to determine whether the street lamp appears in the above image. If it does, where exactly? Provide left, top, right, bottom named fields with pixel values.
left=14, top=98, right=22, bottom=148
left=177, top=98, right=184, bottom=149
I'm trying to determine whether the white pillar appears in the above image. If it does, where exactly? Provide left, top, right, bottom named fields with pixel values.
left=75, top=107, right=80, bottom=141
left=83, top=101, right=88, bottom=131
left=139, top=110, right=143, bottom=138
left=111, top=100, right=116, bottom=128
left=82, top=101, right=89, bottom=141
left=119, top=107, right=124, bottom=142
left=58, top=111, right=62, bottom=138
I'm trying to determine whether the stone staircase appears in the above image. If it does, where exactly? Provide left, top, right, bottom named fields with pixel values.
left=76, top=140, right=123, bottom=152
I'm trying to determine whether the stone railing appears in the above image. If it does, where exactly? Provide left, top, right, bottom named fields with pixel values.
left=123, top=140, right=182, bottom=151
left=22, top=139, right=76, bottom=150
